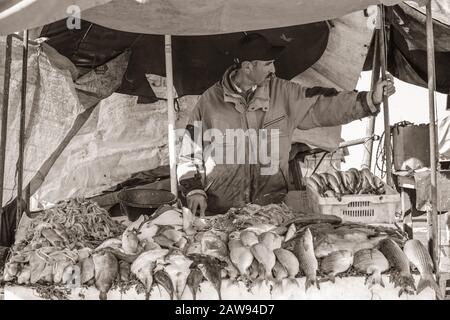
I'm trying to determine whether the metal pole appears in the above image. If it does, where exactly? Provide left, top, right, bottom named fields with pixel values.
left=362, top=29, right=381, bottom=169
left=165, top=35, right=178, bottom=196
left=17, top=30, right=28, bottom=229
left=426, top=0, right=439, bottom=268
left=378, top=6, right=394, bottom=187
left=0, top=35, right=13, bottom=219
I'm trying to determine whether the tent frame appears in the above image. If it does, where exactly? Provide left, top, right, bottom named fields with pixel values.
left=0, top=1, right=443, bottom=295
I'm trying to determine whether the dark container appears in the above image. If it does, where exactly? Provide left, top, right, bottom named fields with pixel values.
left=392, top=123, right=430, bottom=171
left=117, top=188, right=177, bottom=222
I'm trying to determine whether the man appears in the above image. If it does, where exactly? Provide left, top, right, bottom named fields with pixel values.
left=177, top=33, right=395, bottom=216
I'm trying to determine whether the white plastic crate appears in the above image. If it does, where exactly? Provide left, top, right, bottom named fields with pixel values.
left=306, top=182, right=401, bottom=224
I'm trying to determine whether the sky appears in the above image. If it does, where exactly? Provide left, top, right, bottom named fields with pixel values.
left=341, top=71, right=449, bottom=171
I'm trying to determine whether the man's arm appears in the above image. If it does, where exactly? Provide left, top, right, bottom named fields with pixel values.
left=177, top=102, right=208, bottom=216
left=284, top=76, right=394, bottom=130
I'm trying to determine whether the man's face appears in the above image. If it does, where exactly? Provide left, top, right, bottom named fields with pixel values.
left=246, top=60, right=276, bottom=85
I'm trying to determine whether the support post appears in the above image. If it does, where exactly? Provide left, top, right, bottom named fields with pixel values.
left=362, top=28, right=381, bottom=169
left=0, top=35, right=12, bottom=222
left=17, top=30, right=28, bottom=229
left=378, top=6, right=394, bottom=187
left=425, top=0, right=439, bottom=268
left=165, top=35, right=178, bottom=196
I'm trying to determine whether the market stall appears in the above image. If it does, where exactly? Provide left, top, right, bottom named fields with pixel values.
left=1, top=0, right=447, bottom=301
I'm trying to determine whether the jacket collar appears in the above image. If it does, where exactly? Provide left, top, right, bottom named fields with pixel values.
left=221, top=66, right=270, bottom=113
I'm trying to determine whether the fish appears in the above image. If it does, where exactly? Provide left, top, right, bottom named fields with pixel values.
left=284, top=224, right=296, bottom=242
left=274, top=248, right=300, bottom=280
left=136, top=222, right=159, bottom=243
left=186, top=268, right=204, bottom=300
left=200, top=231, right=228, bottom=260
left=3, top=262, right=20, bottom=282
left=240, top=230, right=259, bottom=247
left=250, top=243, right=276, bottom=280
left=272, top=260, right=288, bottom=281
left=294, top=229, right=319, bottom=291
left=150, top=209, right=183, bottom=226
left=310, top=173, right=327, bottom=192
left=259, top=232, right=282, bottom=251
left=378, top=239, right=416, bottom=296
left=353, top=248, right=389, bottom=288
left=321, top=173, right=343, bottom=201
left=119, top=260, right=131, bottom=282
left=164, top=254, right=193, bottom=300
left=403, top=239, right=442, bottom=299
left=197, top=261, right=223, bottom=300
left=314, top=234, right=388, bottom=258
left=93, top=251, right=119, bottom=300
left=154, top=269, right=175, bottom=300
left=29, top=251, right=47, bottom=284
left=122, top=229, right=141, bottom=255
left=79, top=256, right=95, bottom=284
left=96, top=238, right=122, bottom=251
left=347, top=168, right=363, bottom=193
left=229, top=240, right=254, bottom=277
left=320, top=250, right=353, bottom=283
left=306, top=178, right=323, bottom=196
left=329, top=170, right=345, bottom=193
left=360, top=168, right=377, bottom=191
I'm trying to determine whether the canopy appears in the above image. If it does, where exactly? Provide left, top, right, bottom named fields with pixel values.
left=0, top=0, right=403, bottom=36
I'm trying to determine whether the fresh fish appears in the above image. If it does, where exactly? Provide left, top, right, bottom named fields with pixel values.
left=164, top=254, right=193, bottom=300
left=150, top=209, right=183, bottom=226
left=294, top=229, right=319, bottom=291
left=322, top=173, right=343, bottom=201
left=29, top=251, right=47, bottom=284
left=329, top=170, right=345, bottom=193
left=310, top=173, right=327, bottom=192
left=186, top=268, right=204, bottom=300
left=154, top=269, right=174, bottom=300
left=119, top=260, right=131, bottom=282
left=306, top=178, right=323, bottom=195
left=284, top=224, right=296, bottom=242
left=403, top=240, right=442, bottom=299
left=314, top=235, right=387, bottom=258
left=354, top=248, right=389, bottom=288
left=198, top=261, right=222, bottom=300
left=136, top=223, right=159, bottom=244
left=79, top=256, right=95, bottom=284
left=272, top=260, right=288, bottom=281
left=240, top=230, right=259, bottom=247
left=320, top=250, right=353, bottom=283
left=200, top=231, right=228, bottom=259
left=131, top=249, right=169, bottom=299
left=274, top=248, right=300, bottom=280
left=283, top=214, right=342, bottom=228
left=250, top=243, right=276, bottom=280
left=259, top=232, right=282, bottom=251
left=229, top=240, right=254, bottom=276
left=96, top=238, right=122, bottom=251
left=3, top=262, right=20, bottom=282
left=379, top=239, right=416, bottom=296
left=122, top=229, right=141, bottom=255
left=93, top=251, right=119, bottom=300
left=153, top=235, right=177, bottom=249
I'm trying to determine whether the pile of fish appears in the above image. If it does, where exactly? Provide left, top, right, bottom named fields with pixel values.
left=283, top=220, right=442, bottom=299
left=3, top=200, right=443, bottom=300
left=306, top=168, right=386, bottom=201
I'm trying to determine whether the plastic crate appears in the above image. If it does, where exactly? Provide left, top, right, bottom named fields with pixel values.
left=306, top=182, right=401, bottom=224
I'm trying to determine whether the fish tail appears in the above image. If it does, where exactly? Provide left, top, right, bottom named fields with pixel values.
left=305, top=277, right=318, bottom=292
left=365, top=273, right=383, bottom=289
left=417, top=275, right=442, bottom=299
left=145, top=291, right=150, bottom=300
left=99, top=292, right=107, bottom=300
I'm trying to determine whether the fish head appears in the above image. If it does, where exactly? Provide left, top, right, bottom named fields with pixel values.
left=228, top=231, right=241, bottom=241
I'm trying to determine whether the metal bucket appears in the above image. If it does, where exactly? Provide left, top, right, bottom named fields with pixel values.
left=117, top=188, right=177, bottom=222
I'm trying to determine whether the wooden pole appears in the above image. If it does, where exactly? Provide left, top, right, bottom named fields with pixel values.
left=378, top=6, right=394, bottom=187
left=17, top=30, right=28, bottom=229
left=362, top=29, right=381, bottom=169
left=0, top=35, right=12, bottom=219
left=425, top=0, right=439, bottom=268
left=165, top=35, right=178, bottom=196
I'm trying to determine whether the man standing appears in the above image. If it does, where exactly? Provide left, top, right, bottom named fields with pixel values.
left=177, top=33, right=395, bottom=216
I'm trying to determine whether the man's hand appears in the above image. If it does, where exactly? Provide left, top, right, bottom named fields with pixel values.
left=187, top=194, right=207, bottom=217
left=372, top=73, right=396, bottom=105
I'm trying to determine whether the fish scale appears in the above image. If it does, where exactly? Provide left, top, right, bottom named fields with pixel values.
left=294, top=229, right=319, bottom=291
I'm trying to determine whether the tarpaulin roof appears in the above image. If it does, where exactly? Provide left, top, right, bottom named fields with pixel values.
left=41, top=20, right=329, bottom=102
left=0, top=0, right=403, bottom=36
left=364, top=1, right=450, bottom=94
